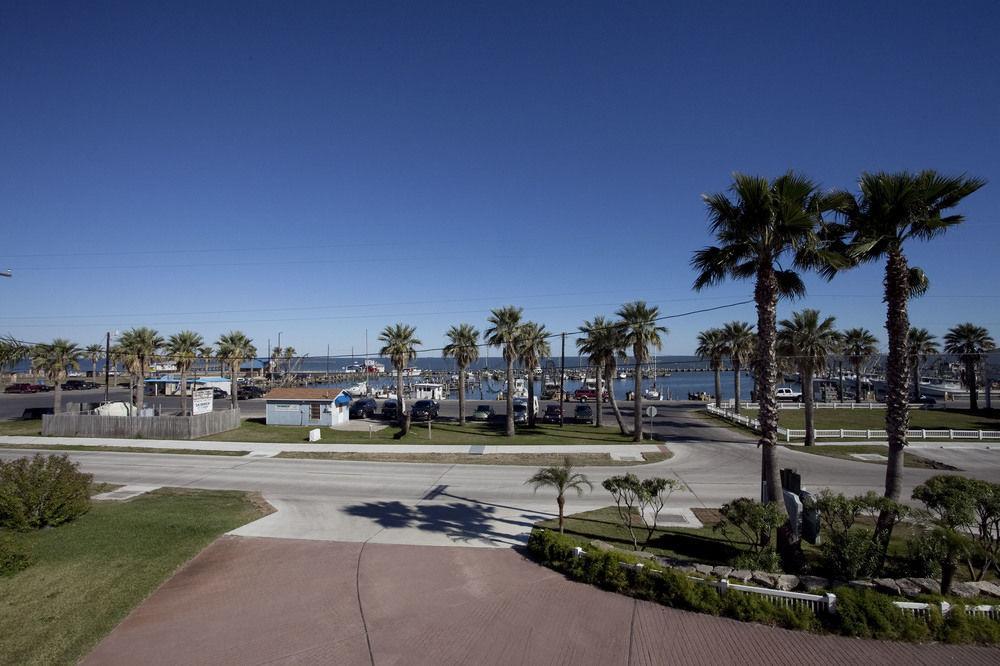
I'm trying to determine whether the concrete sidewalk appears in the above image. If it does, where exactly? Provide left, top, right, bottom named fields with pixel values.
left=0, top=434, right=662, bottom=456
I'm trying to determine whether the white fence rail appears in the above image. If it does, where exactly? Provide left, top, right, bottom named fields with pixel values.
left=721, top=400, right=927, bottom=411
left=706, top=404, right=1000, bottom=442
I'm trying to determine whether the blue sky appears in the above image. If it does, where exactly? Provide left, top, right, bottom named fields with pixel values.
left=1, top=1, right=997, bottom=358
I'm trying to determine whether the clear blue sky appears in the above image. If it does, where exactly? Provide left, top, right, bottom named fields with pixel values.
left=2, top=1, right=997, bottom=358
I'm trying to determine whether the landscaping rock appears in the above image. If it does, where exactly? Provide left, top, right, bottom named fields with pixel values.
left=797, top=576, right=829, bottom=592
left=969, top=581, right=1000, bottom=598
left=694, top=564, right=715, bottom=576
left=905, top=578, right=940, bottom=596
left=674, top=564, right=696, bottom=574
left=896, top=579, right=924, bottom=597
left=729, top=569, right=752, bottom=583
left=775, top=575, right=799, bottom=591
left=590, top=540, right=614, bottom=552
left=873, top=578, right=901, bottom=595
left=711, top=566, right=733, bottom=579
left=948, top=582, right=980, bottom=599
left=848, top=580, right=875, bottom=590
left=751, top=572, right=778, bottom=588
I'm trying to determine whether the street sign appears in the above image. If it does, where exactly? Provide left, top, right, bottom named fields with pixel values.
left=192, top=388, right=214, bottom=415
left=645, top=406, right=657, bottom=418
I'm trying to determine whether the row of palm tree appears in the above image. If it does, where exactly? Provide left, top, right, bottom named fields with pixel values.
left=692, top=169, right=985, bottom=555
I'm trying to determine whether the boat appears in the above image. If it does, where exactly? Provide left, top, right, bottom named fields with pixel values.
left=918, top=377, right=968, bottom=399
left=618, top=371, right=627, bottom=380
left=642, top=354, right=662, bottom=400
left=345, top=381, right=368, bottom=397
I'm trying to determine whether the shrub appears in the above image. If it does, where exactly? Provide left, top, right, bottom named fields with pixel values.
left=714, top=498, right=782, bottom=568
left=833, top=587, right=929, bottom=641
left=718, top=592, right=818, bottom=630
left=822, top=530, right=882, bottom=580
left=602, top=474, right=684, bottom=551
left=0, top=536, right=33, bottom=576
left=940, top=607, right=1000, bottom=645
left=731, top=549, right=781, bottom=572
left=0, top=454, right=93, bottom=531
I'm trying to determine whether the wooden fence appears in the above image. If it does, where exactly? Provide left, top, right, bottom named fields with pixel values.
left=42, top=409, right=241, bottom=440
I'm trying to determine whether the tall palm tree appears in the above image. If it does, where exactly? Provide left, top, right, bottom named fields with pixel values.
left=841, top=328, right=879, bottom=403
left=283, top=347, right=296, bottom=377
left=166, top=331, right=205, bottom=416
left=0, top=336, right=29, bottom=382
left=485, top=306, right=523, bottom=437
left=907, top=327, right=939, bottom=401
left=118, top=327, right=164, bottom=414
left=525, top=459, right=592, bottom=533
left=270, top=345, right=283, bottom=380
left=378, top=323, right=421, bottom=432
left=216, top=331, right=256, bottom=410
left=693, top=172, right=842, bottom=509
left=31, top=339, right=81, bottom=414
left=617, top=301, right=667, bottom=442
left=517, top=322, right=551, bottom=427
left=721, top=322, right=755, bottom=414
left=839, top=170, right=984, bottom=502
left=198, top=345, right=215, bottom=375
left=442, top=323, right=480, bottom=425
left=777, top=309, right=839, bottom=446
left=84, top=344, right=104, bottom=382
left=577, top=316, right=629, bottom=434
left=695, top=328, right=727, bottom=409
left=944, top=324, right=995, bottom=411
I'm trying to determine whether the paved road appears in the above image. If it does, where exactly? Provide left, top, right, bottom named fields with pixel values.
left=83, top=536, right=998, bottom=665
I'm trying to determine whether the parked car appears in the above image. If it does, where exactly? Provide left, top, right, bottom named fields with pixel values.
left=541, top=404, right=562, bottom=424
left=470, top=404, right=494, bottom=421
left=20, top=407, right=54, bottom=420
left=775, top=387, right=802, bottom=402
left=237, top=385, right=266, bottom=400
left=573, top=388, right=609, bottom=402
left=382, top=399, right=399, bottom=420
left=212, top=387, right=229, bottom=399
left=4, top=383, right=39, bottom=394
left=513, top=399, right=529, bottom=425
left=349, top=397, right=378, bottom=419
left=61, top=380, right=99, bottom=391
left=33, top=383, right=55, bottom=392
left=411, top=399, right=440, bottom=421
left=574, top=404, right=594, bottom=424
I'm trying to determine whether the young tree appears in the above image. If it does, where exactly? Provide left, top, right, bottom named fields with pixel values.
left=484, top=306, right=523, bottom=437
left=378, top=323, right=421, bottom=433
left=616, top=301, right=667, bottom=442
left=602, top=473, right=683, bottom=550
left=516, top=322, right=550, bottom=427
left=442, top=323, right=480, bottom=426
left=695, top=328, right=726, bottom=408
left=30, top=339, right=81, bottom=414
left=721, top=321, right=755, bottom=414
left=216, top=331, right=256, bottom=410
left=166, top=331, right=205, bottom=416
left=693, top=172, right=843, bottom=511
left=777, top=309, right=839, bottom=446
left=944, top=323, right=995, bottom=411
left=525, top=459, right=592, bottom=533
left=907, top=327, right=939, bottom=401
left=841, top=328, right=879, bottom=403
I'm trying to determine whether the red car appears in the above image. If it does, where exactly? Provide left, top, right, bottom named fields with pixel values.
left=573, top=388, right=609, bottom=402
left=4, top=383, right=39, bottom=394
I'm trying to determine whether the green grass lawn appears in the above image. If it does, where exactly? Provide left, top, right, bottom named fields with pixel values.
left=786, top=444, right=958, bottom=470
left=203, top=418, right=637, bottom=445
left=744, top=407, right=1000, bottom=431
left=276, top=450, right=670, bottom=466
left=0, top=418, right=43, bottom=436
left=0, top=443, right=249, bottom=456
left=0, top=488, right=270, bottom=665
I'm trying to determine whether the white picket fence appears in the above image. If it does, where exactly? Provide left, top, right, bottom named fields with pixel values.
left=569, top=546, right=1000, bottom=621
left=706, top=404, right=1000, bottom=442
left=721, top=400, right=924, bottom=411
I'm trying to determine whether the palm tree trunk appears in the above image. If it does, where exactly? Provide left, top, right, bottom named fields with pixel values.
left=180, top=369, right=188, bottom=416
left=714, top=364, right=722, bottom=408
left=53, top=382, right=62, bottom=415
left=595, top=370, right=603, bottom=428
left=632, top=355, right=642, bottom=442
left=230, top=364, right=238, bottom=410
left=505, top=358, right=514, bottom=436
left=882, top=248, right=910, bottom=502
left=528, top=371, right=537, bottom=427
left=396, top=370, right=405, bottom=429
left=458, top=366, right=466, bottom=426
left=605, top=366, right=628, bottom=435
left=136, top=362, right=146, bottom=415
left=557, top=495, right=565, bottom=534
left=803, top=366, right=815, bottom=446
left=755, top=264, right=784, bottom=514
left=911, top=360, right=920, bottom=401
left=733, top=361, right=742, bottom=414
left=967, top=359, right=979, bottom=411
left=854, top=361, right=863, bottom=403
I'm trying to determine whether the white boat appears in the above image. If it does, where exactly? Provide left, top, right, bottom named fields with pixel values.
left=918, top=377, right=968, bottom=399
left=618, top=371, right=627, bottom=380
left=642, top=353, right=662, bottom=400
left=345, top=381, right=368, bottom=397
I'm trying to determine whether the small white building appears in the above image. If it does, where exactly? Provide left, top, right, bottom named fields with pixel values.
left=412, top=383, right=446, bottom=400
left=265, top=388, right=351, bottom=427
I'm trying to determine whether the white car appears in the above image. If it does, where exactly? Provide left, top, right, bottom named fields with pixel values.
left=775, top=387, right=802, bottom=401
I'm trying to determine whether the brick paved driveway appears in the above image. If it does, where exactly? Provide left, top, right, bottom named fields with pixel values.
left=84, top=536, right=996, bottom=665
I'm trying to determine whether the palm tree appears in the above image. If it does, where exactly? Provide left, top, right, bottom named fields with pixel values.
left=777, top=309, right=839, bottom=446
left=839, top=171, right=984, bottom=502
left=198, top=345, right=215, bottom=375
left=118, top=327, right=164, bottom=414
left=0, top=336, right=29, bottom=383
left=216, top=331, right=256, bottom=410
left=578, top=316, right=629, bottom=434
left=695, top=328, right=727, bottom=409
left=721, top=322, right=755, bottom=414
left=693, top=172, right=842, bottom=510
left=841, top=328, right=879, bottom=403
left=31, top=339, right=81, bottom=414
left=270, top=345, right=283, bottom=380
left=283, top=347, right=296, bottom=377
left=944, top=324, right=995, bottom=411
left=378, top=323, right=421, bottom=432
left=517, top=322, right=551, bottom=427
left=525, top=459, right=592, bottom=533
left=84, top=344, right=104, bottom=382
left=617, top=301, right=667, bottom=443
left=166, top=331, right=204, bottom=416
left=907, top=327, right=939, bottom=401
left=485, top=306, right=524, bottom=437
left=442, top=323, right=480, bottom=425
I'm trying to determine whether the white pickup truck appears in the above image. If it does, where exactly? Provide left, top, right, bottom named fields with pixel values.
left=775, top=387, right=803, bottom=402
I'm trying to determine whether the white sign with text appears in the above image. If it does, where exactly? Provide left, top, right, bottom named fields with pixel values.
left=192, top=388, right=214, bottom=415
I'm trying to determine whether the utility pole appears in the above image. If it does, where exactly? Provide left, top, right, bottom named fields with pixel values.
left=266, top=338, right=270, bottom=384
left=104, top=331, right=111, bottom=404
left=559, top=332, right=565, bottom=427
left=326, top=344, right=330, bottom=381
